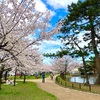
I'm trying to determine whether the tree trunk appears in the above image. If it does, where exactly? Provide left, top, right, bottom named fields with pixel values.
left=0, top=71, right=4, bottom=90
left=14, top=69, right=17, bottom=86
left=20, top=71, right=23, bottom=78
left=95, top=56, right=100, bottom=84
left=0, top=73, right=2, bottom=90
left=82, top=56, right=89, bottom=85
left=60, top=72, right=66, bottom=80
left=89, top=16, right=100, bottom=84
left=0, top=66, right=4, bottom=90
left=4, top=71, right=8, bottom=81
left=23, top=74, right=26, bottom=83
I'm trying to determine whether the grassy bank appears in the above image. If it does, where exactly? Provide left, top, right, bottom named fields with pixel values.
left=0, top=82, right=57, bottom=100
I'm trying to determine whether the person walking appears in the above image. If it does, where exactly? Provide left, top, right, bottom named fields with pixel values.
left=50, top=72, right=54, bottom=80
left=41, top=72, right=45, bottom=83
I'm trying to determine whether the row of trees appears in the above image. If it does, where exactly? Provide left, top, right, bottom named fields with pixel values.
left=0, top=0, right=62, bottom=89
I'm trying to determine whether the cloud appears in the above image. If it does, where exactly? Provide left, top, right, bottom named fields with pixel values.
left=34, top=0, right=56, bottom=17
left=42, top=57, right=53, bottom=65
left=38, top=40, right=62, bottom=54
left=34, top=0, right=47, bottom=12
left=43, top=40, right=62, bottom=45
left=47, top=0, right=78, bottom=9
left=34, top=40, right=62, bottom=65
left=50, top=11, right=56, bottom=17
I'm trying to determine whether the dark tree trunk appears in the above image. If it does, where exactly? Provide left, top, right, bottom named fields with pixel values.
left=4, top=71, right=8, bottom=81
left=20, top=72, right=23, bottom=78
left=0, top=72, right=2, bottom=90
left=14, top=69, right=17, bottom=86
left=82, top=56, right=89, bottom=85
left=89, top=17, right=100, bottom=84
left=0, top=66, right=4, bottom=90
left=23, top=73, right=26, bottom=83
left=60, top=72, right=66, bottom=80
left=95, top=57, right=100, bottom=84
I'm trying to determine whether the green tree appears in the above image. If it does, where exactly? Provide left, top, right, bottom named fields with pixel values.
left=59, top=33, right=90, bottom=84
left=60, top=0, right=100, bottom=84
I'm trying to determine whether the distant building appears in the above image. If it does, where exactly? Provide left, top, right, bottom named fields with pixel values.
left=70, top=68, right=80, bottom=75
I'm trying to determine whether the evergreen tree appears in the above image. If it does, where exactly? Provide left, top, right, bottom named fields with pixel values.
left=60, top=0, right=100, bottom=84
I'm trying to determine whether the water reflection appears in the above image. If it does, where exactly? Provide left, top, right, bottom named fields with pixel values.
left=70, top=76, right=96, bottom=84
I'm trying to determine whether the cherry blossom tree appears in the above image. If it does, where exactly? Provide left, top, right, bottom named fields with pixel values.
left=13, top=47, right=43, bottom=84
left=39, top=64, right=53, bottom=73
left=0, top=0, right=62, bottom=89
left=51, top=56, right=80, bottom=80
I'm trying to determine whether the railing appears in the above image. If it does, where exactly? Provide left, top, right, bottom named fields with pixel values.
left=55, top=76, right=92, bottom=92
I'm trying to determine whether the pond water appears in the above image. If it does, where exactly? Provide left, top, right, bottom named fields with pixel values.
left=70, top=76, right=96, bottom=84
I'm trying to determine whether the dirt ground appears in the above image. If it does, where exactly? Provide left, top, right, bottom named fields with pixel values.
left=27, top=76, right=100, bottom=100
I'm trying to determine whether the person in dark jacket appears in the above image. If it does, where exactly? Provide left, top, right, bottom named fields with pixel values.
left=41, top=72, right=45, bottom=83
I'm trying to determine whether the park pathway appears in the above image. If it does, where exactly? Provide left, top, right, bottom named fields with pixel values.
left=27, top=76, right=100, bottom=100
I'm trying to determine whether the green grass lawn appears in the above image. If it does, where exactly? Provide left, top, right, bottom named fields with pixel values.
left=0, top=82, right=57, bottom=100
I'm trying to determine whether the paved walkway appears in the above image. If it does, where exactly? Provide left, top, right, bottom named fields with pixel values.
left=27, top=76, right=100, bottom=100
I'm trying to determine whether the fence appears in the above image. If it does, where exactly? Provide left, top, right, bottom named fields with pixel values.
left=55, top=76, right=92, bottom=92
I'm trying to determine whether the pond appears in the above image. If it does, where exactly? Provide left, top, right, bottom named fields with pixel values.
left=70, top=76, right=96, bottom=84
